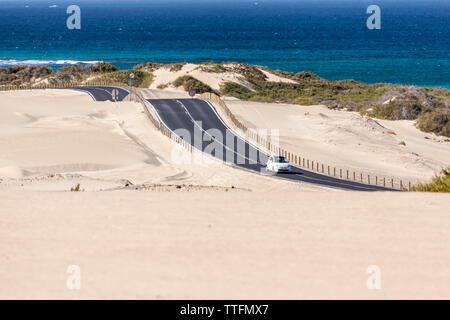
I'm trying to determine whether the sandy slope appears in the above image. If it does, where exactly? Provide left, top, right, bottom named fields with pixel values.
left=150, top=63, right=252, bottom=92
left=1, top=190, right=449, bottom=299
left=224, top=99, right=450, bottom=184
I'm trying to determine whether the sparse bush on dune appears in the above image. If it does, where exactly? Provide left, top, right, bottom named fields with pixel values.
left=56, top=62, right=118, bottom=81
left=70, top=183, right=82, bottom=192
left=165, top=62, right=187, bottom=72
left=134, top=62, right=164, bottom=72
left=173, top=75, right=216, bottom=94
left=93, top=70, right=154, bottom=88
left=52, top=62, right=120, bottom=84
left=229, top=63, right=267, bottom=82
left=89, top=62, right=118, bottom=73
left=364, top=88, right=446, bottom=120
left=0, top=65, right=54, bottom=85
left=410, top=168, right=450, bottom=193
left=157, top=83, right=169, bottom=90
left=416, top=109, right=450, bottom=137
left=199, top=62, right=227, bottom=73
left=220, top=81, right=253, bottom=99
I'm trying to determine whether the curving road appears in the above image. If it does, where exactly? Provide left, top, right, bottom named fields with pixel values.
left=71, top=86, right=394, bottom=191
left=66, top=86, right=129, bottom=101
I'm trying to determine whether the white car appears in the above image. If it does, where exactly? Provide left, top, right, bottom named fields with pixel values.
left=266, top=156, right=291, bottom=172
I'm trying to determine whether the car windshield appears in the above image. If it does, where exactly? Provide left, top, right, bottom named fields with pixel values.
left=273, top=156, right=288, bottom=163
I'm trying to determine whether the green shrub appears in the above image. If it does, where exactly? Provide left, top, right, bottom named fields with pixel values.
left=92, top=70, right=154, bottom=88
left=200, top=62, right=227, bottom=73
left=410, top=168, right=450, bottom=192
left=89, top=62, right=118, bottom=73
left=293, top=97, right=317, bottom=105
left=71, top=183, right=82, bottom=192
left=134, top=62, right=163, bottom=72
left=230, top=63, right=267, bottom=82
left=0, top=65, right=54, bottom=85
left=173, top=75, right=215, bottom=94
left=157, top=83, right=169, bottom=89
left=220, top=82, right=253, bottom=99
left=416, top=109, right=450, bottom=137
left=166, top=62, right=187, bottom=72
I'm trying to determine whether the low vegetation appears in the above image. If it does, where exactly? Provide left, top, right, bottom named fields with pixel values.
left=91, top=69, right=154, bottom=88
left=70, top=183, right=83, bottom=192
left=410, top=168, right=450, bottom=193
left=199, top=62, right=228, bottom=73
left=217, top=63, right=449, bottom=137
left=0, top=62, right=154, bottom=88
left=165, top=62, right=187, bottom=72
left=0, top=65, right=53, bottom=86
left=133, top=62, right=164, bottom=72
left=416, top=109, right=450, bottom=137
left=173, top=75, right=216, bottom=94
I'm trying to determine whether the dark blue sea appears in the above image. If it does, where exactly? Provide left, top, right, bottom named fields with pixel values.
left=0, top=0, right=449, bottom=88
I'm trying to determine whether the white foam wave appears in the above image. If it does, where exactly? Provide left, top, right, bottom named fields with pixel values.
left=0, top=59, right=100, bottom=66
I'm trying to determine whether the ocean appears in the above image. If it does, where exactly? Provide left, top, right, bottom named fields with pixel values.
left=0, top=0, right=449, bottom=88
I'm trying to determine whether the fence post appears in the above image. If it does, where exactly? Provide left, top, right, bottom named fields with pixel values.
left=409, top=181, right=411, bottom=191
left=312, top=161, right=314, bottom=171
left=334, top=167, right=336, bottom=177
left=340, top=169, right=342, bottom=178
left=376, top=176, right=378, bottom=186
left=322, top=164, right=324, bottom=173
left=383, top=177, right=386, bottom=187
left=368, top=175, right=371, bottom=185
left=391, top=179, right=394, bottom=188
left=353, top=172, right=356, bottom=181
left=346, top=170, right=349, bottom=180
left=360, top=173, right=363, bottom=183
left=328, top=166, right=330, bottom=175
left=400, top=180, right=403, bottom=190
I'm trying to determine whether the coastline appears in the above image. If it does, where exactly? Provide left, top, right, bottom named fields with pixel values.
left=1, top=58, right=449, bottom=90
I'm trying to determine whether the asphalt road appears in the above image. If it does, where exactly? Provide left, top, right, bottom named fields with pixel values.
left=67, top=86, right=129, bottom=101
left=71, top=86, right=393, bottom=191
left=147, top=98, right=393, bottom=191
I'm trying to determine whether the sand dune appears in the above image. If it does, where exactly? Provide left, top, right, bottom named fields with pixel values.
left=0, top=89, right=315, bottom=192
left=222, top=99, right=450, bottom=184
left=1, top=88, right=449, bottom=300
left=1, top=190, right=449, bottom=299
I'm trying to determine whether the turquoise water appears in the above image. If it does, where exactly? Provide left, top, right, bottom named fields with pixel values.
left=0, top=0, right=449, bottom=88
